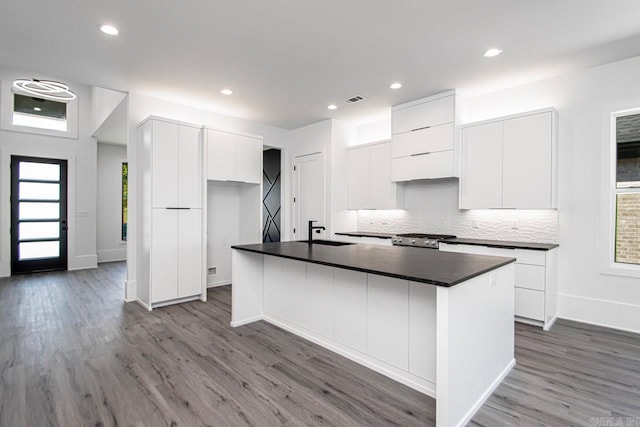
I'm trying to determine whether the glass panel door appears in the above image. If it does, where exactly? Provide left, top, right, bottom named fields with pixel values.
left=11, top=156, right=68, bottom=274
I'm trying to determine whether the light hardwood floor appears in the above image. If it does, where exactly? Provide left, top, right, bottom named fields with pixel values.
left=0, top=262, right=638, bottom=426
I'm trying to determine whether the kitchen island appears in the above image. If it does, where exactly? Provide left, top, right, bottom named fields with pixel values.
left=231, top=241, right=516, bottom=427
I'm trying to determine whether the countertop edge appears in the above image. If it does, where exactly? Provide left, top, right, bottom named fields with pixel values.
left=443, top=239, right=559, bottom=251
left=334, top=232, right=393, bottom=239
left=231, top=245, right=516, bottom=287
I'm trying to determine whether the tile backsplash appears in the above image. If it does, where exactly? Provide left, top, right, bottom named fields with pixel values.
left=357, top=179, right=558, bottom=243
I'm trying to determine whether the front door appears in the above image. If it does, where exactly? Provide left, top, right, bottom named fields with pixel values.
left=293, top=152, right=325, bottom=240
left=11, top=156, right=68, bottom=274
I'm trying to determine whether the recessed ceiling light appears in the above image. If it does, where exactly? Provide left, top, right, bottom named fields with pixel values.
left=220, top=88, right=233, bottom=95
left=99, top=24, right=119, bottom=36
left=390, top=82, right=402, bottom=89
left=327, top=104, right=337, bottom=110
left=482, top=48, right=503, bottom=58
left=33, top=107, right=42, bottom=112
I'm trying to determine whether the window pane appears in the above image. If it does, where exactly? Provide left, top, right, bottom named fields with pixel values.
left=19, top=222, right=59, bottom=240
left=19, top=241, right=59, bottom=260
left=12, top=112, right=68, bottom=132
left=19, top=162, right=60, bottom=181
left=14, top=94, right=67, bottom=119
left=19, top=202, right=59, bottom=220
left=616, top=114, right=640, bottom=188
left=19, top=182, right=59, bottom=200
left=615, top=192, right=640, bottom=265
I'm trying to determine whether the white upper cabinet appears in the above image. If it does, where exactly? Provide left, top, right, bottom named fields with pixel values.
left=206, top=128, right=262, bottom=184
left=502, top=112, right=553, bottom=208
left=347, top=141, right=403, bottom=210
left=391, top=91, right=459, bottom=182
left=459, top=109, right=557, bottom=209
left=151, top=119, right=202, bottom=209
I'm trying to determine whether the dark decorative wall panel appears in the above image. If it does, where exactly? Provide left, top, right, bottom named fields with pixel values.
left=263, top=149, right=281, bottom=242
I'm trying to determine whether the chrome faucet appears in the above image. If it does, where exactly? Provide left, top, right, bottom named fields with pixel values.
left=308, top=220, right=326, bottom=246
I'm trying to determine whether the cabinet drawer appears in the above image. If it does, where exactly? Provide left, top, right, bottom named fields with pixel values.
left=481, top=246, right=516, bottom=259
left=392, top=96, right=454, bottom=134
left=515, top=288, right=545, bottom=321
left=515, top=264, right=545, bottom=291
left=515, top=249, right=546, bottom=266
left=391, top=150, right=454, bottom=182
left=391, top=123, right=454, bottom=158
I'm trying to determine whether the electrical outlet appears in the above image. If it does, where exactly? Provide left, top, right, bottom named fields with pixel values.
left=512, top=220, right=519, bottom=229
left=489, top=273, right=497, bottom=287
left=208, top=267, right=217, bottom=275
left=473, top=220, right=480, bottom=229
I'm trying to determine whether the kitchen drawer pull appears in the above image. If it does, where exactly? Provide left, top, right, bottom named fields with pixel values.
left=411, top=126, right=431, bottom=132
left=410, top=152, right=431, bottom=157
left=166, top=207, right=191, bottom=210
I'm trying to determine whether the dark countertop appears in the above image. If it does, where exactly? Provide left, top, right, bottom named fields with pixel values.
left=442, top=238, right=559, bottom=251
left=231, top=241, right=515, bottom=287
left=334, top=231, right=394, bottom=239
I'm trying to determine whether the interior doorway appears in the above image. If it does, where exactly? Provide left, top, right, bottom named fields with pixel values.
left=293, top=152, right=325, bottom=241
left=10, top=155, right=68, bottom=274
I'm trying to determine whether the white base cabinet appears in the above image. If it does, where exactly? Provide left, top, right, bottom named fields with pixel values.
left=439, top=242, right=558, bottom=329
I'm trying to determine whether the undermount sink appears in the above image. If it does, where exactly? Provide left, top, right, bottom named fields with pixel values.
left=300, top=240, right=355, bottom=246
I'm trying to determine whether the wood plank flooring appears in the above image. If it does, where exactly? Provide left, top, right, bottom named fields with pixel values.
left=0, top=262, right=639, bottom=426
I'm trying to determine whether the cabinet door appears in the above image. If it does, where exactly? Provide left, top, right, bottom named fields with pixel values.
left=391, top=123, right=454, bottom=158
left=152, top=121, right=179, bottom=208
left=177, top=209, right=202, bottom=298
left=391, top=150, right=454, bottom=182
left=367, top=274, right=409, bottom=370
left=347, top=146, right=370, bottom=209
left=502, top=112, right=553, bottom=208
left=333, top=269, right=367, bottom=352
left=235, top=135, right=262, bottom=184
left=369, top=143, right=397, bottom=209
left=178, top=126, right=202, bottom=208
left=392, top=96, right=454, bottom=134
left=304, top=263, right=334, bottom=337
left=151, top=209, right=178, bottom=303
left=409, top=282, right=437, bottom=382
left=515, top=288, right=545, bottom=320
left=207, top=129, right=236, bottom=181
left=460, top=122, right=503, bottom=208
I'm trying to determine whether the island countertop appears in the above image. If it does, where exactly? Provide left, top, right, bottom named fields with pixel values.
left=231, top=241, right=515, bottom=287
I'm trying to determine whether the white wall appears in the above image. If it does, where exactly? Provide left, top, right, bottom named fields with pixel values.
left=0, top=67, right=97, bottom=276
left=91, top=87, right=127, bottom=134
left=126, top=93, right=291, bottom=300
left=461, top=55, right=640, bottom=333
left=97, top=143, right=127, bottom=263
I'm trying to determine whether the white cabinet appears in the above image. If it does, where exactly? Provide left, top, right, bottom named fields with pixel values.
left=391, top=91, right=459, bottom=182
left=439, top=242, right=558, bottom=329
left=408, top=282, right=437, bottom=382
left=206, top=128, right=262, bottom=184
left=460, top=109, right=557, bottom=209
left=137, top=117, right=205, bottom=309
left=347, top=141, right=403, bottom=210
left=333, top=269, right=367, bottom=352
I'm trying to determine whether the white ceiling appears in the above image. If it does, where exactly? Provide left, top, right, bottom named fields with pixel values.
left=1, top=1, right=640, bottom=129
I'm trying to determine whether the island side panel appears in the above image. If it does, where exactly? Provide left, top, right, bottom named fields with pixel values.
left=436, top=263, right=515, bottom=427
left=231, top=249, right=264, bottom=326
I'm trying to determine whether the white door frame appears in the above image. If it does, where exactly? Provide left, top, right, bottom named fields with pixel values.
left=293, top=151, right=326, bottom=241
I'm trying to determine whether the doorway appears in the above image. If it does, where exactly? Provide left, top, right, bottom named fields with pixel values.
left=293, top=152, right=325, bottom=240
left=263, top=148, right=281, bottom=242
left=11, top=155, right=68, bottom=274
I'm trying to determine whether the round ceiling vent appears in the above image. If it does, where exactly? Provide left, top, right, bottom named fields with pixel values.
left=12, top=79, right=77, bottom=102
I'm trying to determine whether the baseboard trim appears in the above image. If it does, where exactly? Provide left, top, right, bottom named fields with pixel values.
left=559, top=293, right=640, bottom=334
left=230, top=315, right=264, bottom=327
left=455, top=359, right=516, bottom=427
left=125, top=279, right=136, bottom=301
left=208, top=280, right=231, bottom=288
left=543, top=314, right=559, bottom=331
left=97, top=248, right=126, bottom=263
left=263, top=314, right=436, bottom=398
left=135, top=298, right=152, bottom=311
left=69, top=254, right=98, bottom=271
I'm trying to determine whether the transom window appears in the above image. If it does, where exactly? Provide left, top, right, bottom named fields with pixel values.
left=12, top=94, right=68, bottom=132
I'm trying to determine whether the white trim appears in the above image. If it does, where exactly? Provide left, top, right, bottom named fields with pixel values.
left=543, top=314, right=559, bottom=331
left=68, top=254, right=98, bottom=271
left=558, top=293, right=640, bottom=334
left=392, top=90, right=456, bottom=112
left=457, top=107, right=557, bottom=130
left=202, top=124, right=263, bottom=141
left=125, top=279, right=136, bottom=301
left=599, top=104, right=640, bottom=278
left=207, top=280, right=231, bottom=288
left=135, top=298, right=152, bottom=311
left=151, top=295, right=200, bottom=309
left=136, top=115, right=201, bottom=130
left=97, top=248, right=126, bottom=263
left=230, top=315, right=264, bottom=327
left=263, top=313, right=437, bottom=397
left=453, top=359, right=516, bottom=427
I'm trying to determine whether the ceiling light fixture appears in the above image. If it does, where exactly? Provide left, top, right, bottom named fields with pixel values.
left=220, top=88, right=233, bottom=95
left=327, top=104, right=337, bottom=110
left=100, top=24, right=119, bottom=36
left=390, top=82, right=402, bottom=89
left=482, top=48, right=503, bottom=58
left=12, top=79, right=77, bottom=101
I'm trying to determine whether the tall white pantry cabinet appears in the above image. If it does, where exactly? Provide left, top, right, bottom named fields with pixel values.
left=136, top=117, right=207, bottom=310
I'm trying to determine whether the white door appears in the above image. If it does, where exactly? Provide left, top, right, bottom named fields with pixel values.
left=151, top=121, right=179, bottom=208
left=294, top=152, right=325, bottom=240
left=177, top=209, right=203, bottom=298
left=178, top=126, right=202, bottom=208
left=151, top=208, right=178, bottom=303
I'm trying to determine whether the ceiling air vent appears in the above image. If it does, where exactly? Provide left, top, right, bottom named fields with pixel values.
left=343, top=95, right=366, bottom=104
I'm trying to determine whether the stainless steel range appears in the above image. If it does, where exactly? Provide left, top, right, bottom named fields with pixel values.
left=391, top=233, right=456, bottom=249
